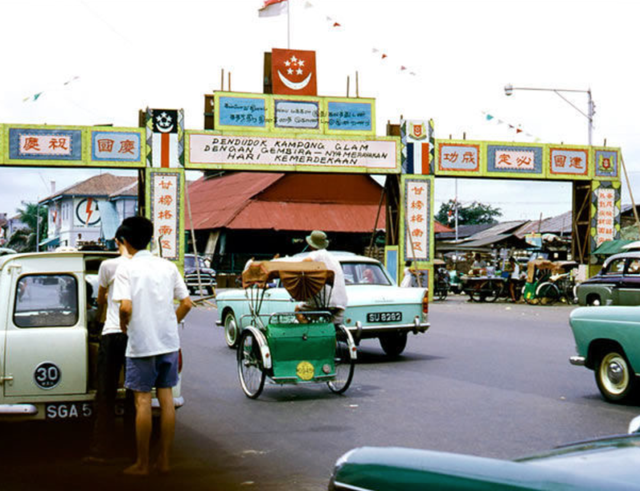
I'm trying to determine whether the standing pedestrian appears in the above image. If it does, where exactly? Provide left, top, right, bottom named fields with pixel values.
left=84, top=227, right=133, bottom=464
left=112, top=217, right=193, bottom=476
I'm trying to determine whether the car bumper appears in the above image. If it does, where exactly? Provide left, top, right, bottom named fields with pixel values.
left=569, top=355, right=586, bottom=366
left=347, top=319, right=430, bottom=340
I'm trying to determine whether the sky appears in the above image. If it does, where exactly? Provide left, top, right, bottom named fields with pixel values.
left=1, top=0, right=639, bottom=223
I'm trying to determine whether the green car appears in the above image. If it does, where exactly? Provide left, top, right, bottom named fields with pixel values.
left=329, top=418, right=640, bottom=490
left=569, top=305, right=640, bottom=403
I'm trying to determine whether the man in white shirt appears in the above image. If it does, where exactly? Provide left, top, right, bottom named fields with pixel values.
left=112, top=217, right=192, bottom=476
left=298, top=230, right=347, bottom=324
left=84, top=228, right=132, bottom=463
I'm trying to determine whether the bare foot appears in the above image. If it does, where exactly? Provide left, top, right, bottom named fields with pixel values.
left=156, top=460, right=171, bottom=474
left=123, top=463, right=149, bottom=476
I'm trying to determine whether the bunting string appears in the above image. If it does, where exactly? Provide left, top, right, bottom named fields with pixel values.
left=303, top=1, right=418, bottom=76
left=22, top=75, right=81, bottom=103
left=481, top=111, right=541, bottom=142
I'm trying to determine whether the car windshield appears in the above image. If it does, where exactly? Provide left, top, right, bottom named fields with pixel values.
left=185, top=256, right=207, bottom=269
left=342, top=262, right=391, bottom=286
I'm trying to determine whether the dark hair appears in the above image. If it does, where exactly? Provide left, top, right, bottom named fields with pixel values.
left=118, top=217, right=153, bottom=250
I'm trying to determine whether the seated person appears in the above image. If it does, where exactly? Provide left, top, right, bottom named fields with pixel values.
left=362, top=268, right=375, bottom=284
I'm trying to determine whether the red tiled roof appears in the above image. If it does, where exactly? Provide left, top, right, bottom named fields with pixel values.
left=434, top=221, right=453, bottom=233
left=40, top=173, right=137, bottom=203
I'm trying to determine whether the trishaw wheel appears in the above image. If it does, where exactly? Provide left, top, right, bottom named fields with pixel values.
left=484, top=281, right=503, bottom=303
left=537, top=283, right=560, bottom=306
left=224, top=312, right=240, bottom=349
left=327, top=326, right=355, bottom=395
left=237, top=331, right=266, bottom=399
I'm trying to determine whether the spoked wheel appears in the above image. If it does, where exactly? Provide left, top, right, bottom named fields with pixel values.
left=436, top=286, right=448, bottom=301
left=237, top=330, right=266, bottom=399
left=483, top=281, right=503, bottom=303
left=595, top=349, right=637, bottom=403
left=327, top=326, right=355, bottom=394
left=536, top=283, right=560, bottom=305
left=469, top=284, right=485, bottom=302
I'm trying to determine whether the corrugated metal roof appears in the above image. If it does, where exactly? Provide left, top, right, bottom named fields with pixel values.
left=229, top=201, right=384, bottom=232
left=186, top=172, right=286, bottom=230
left=463, top=221, right=527, bottom=241
left=514, top=211, right=572, bottom=238
left=186, top=172, right=390, bottom=233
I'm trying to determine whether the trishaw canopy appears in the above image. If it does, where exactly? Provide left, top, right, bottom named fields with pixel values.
left=242, top=260, right=335, bottom=301
left=526, top=259, right=577, bottom=283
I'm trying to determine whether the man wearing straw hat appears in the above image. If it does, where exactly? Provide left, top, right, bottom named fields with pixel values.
left=298, top=230, right=347, bottom=324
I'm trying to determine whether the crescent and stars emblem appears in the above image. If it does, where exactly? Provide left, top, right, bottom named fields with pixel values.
left=277, top=55, right=313, bottom=92
left=155, top=111, right=175, bottom=133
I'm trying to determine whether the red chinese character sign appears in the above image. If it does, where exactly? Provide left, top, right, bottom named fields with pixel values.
left=591, top=181, right=621, bottom=250
left=401, top=176, right=433, bottom=263
left=549, top=147, right=589, bottom=178
left=147, top=169, right=184, bottom=263
left=271, top=49, right=317, bottom=96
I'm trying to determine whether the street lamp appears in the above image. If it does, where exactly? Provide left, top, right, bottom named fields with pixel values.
left=504, top=84, right=595, bottom=146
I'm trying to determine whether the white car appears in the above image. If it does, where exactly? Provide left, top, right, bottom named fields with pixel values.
left=0, top=251, right=183, bottom=421
left=216, top=253, right=430, bottom=357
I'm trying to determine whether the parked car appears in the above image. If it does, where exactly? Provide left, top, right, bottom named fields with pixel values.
left=0, top=251, right=183, bottom=421
left=329, top=418, right=640, bottom=490
left=215, top=252, right=429, bottom=356
left=569, top=304, right=640, bottom=403
left=184, top=253, right=216, bottom=295
left=575, top=252, right=640, bottom=306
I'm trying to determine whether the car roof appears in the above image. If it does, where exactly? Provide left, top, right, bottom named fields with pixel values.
left=603, top=251, right=640, bottom=266
left=292, top=251, right=380, bottom=264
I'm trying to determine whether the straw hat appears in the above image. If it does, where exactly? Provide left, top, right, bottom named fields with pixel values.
left=306, top=230, right=329, bottom=250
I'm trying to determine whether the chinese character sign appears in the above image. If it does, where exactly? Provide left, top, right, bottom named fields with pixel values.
left=404, top=178, right=431, bottom=261
left=92, top=131, right=141, bottom=162
left=151, top=172, right=180, bottom=260
left=9, top=128, right=83, bottom=161
left=487, top=145, right=543, bottom=175
left=549, top=148, right=589, bottom=176
left=437, top=143, right=480, bottom=172
left=595, top=188, right=616, bottom=247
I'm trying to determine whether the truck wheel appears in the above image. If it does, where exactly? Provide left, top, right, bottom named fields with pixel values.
left=224, top=312, right=240, bottom=349
left=595, top=349, right=637, bottom=403
left=379, top=332, right=408, bottom=357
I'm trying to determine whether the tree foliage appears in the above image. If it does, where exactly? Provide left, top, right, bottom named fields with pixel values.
left=436, top=199, right=502, bottom=226
left=7, top=203, right=47, bottom=252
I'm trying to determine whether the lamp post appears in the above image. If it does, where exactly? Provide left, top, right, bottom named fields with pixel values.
left=504, top=84, right=595, bottom=146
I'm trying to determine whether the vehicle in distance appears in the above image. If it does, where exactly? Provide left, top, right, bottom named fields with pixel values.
left=570, top=304, right=640, bottom=403
left=0, top=251, right=183, bottom=421
left=216, top=252, right=429, bottom=357
left=329, top=419, right=640, bottom=491
left=184, top=253, right=216, bottom=295
left=575, top=252, right=640, bottom=306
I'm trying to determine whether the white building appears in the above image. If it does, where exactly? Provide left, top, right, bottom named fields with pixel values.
left=39, top=173, right=138, bottom=249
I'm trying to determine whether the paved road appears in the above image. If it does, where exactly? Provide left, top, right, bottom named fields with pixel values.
left=1, top=295, right=638, bottom=491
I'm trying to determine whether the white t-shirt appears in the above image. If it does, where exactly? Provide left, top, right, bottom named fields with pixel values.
left=400, top=267, right=414, bottom=288
left=98, top=255, right=130, bottom=336
left=112, top=250, right=190, bottom=358
left=308, top=249, right=348, bottom=310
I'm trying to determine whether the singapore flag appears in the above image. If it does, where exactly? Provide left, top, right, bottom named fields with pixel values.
left=258, top=0, right=288, bottom=17
left=271, top=48, right=317, bottom=96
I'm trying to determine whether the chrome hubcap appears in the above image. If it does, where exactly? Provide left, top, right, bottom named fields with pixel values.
left=607, top=361, right=624, bottom=385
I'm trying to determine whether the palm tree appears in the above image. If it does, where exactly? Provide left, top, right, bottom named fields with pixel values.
left=7, top=203, right=47, bottom=252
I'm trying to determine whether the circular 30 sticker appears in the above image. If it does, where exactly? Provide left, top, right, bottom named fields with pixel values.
left=34, top=362, right=61, bottom=390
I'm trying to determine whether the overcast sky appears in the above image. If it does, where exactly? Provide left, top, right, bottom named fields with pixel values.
left=1, top=0, right=639, bottom=222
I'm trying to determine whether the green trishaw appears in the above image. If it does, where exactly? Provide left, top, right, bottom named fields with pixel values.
left=236, top=260, right=357, bottom=399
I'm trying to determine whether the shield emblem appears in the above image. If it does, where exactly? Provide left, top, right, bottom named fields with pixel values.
left=410, top=122, right=427, bottom=140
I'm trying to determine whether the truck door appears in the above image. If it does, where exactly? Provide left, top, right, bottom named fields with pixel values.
left=4, top=268, right=88, bottom=398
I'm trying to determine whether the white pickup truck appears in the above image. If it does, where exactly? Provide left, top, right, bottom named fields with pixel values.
left=0, top=251, right=183, bottom=421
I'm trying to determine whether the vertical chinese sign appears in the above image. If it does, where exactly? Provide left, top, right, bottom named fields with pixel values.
left=401, top=175, right=433, bottom=294
left=591, top=181, right=621, bottom=250
left=147, top=169, right=184, bottom=263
